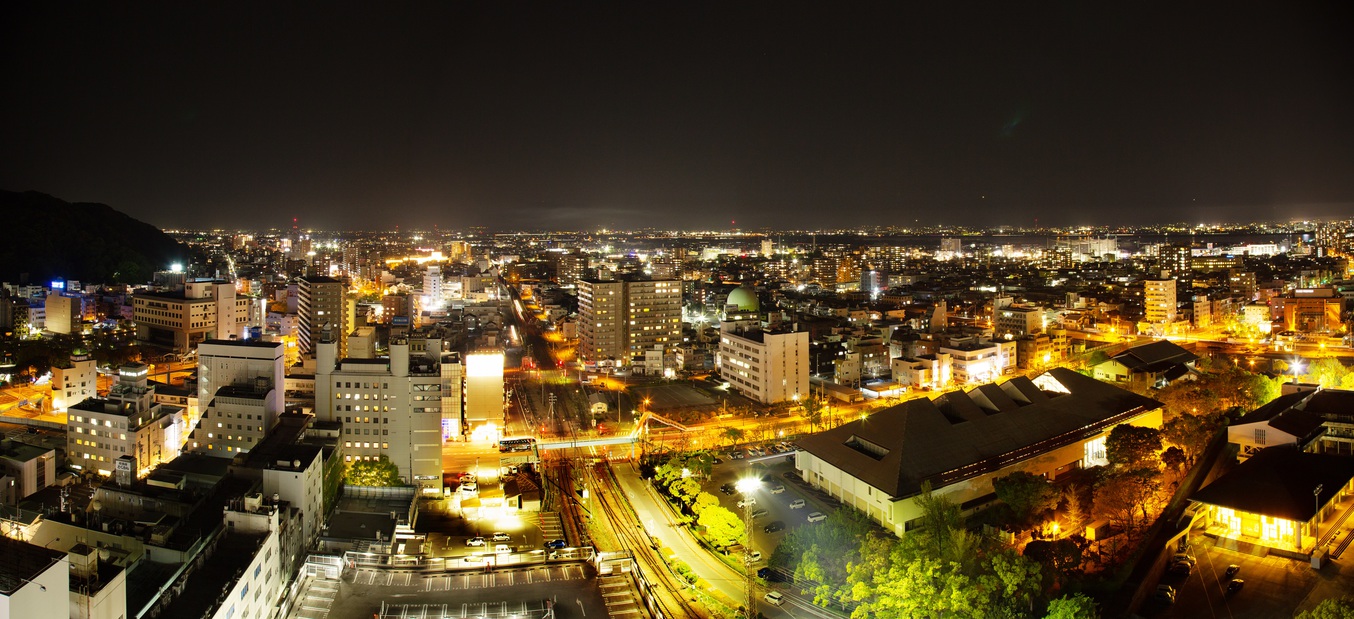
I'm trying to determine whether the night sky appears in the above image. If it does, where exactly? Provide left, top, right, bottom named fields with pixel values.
left=2, top=2, right=1352, bottom=231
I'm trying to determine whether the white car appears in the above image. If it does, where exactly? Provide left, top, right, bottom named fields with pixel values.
left=494, top=544, right=512, bottom=554
left=789, top=499, right=806, bottom=509
left=745, top=550, right=763, bottom=563
left=769, top=484, right=786, bottom=494
left=460, top=482, right=478, bottom=493
left=492, top=532, right=511, bottom=542
left=807, top=511, right=827, bottom=523
left=466, top=536, right=486, bottom=547
left=737, top=497, right=757, bottom=508
left=764, top=592, right=784, bottom=606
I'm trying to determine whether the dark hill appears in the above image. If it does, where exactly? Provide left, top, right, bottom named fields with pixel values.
left=0, top=190, right=189, bottom=285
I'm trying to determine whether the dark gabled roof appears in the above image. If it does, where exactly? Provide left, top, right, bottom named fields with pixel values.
left=1191, top=446, right=1354, bottom=521
left=1236, top=391, right=1310, bottom=425
left=1303, top=390, right=1354, bottom=418
left=1267, top=409, right=1326, bottom=439
left=1110, top=340, right=1198, bottom=374
left=794, top=368, right=1163, bottom=499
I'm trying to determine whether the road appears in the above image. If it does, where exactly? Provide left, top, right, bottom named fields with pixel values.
left=612, top=461, right=840, bottom=619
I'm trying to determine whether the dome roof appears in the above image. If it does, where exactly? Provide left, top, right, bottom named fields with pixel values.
left=726, top=287, right=758, bottom=312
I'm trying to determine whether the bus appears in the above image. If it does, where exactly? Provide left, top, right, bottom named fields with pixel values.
left=498, top=437, right=536, bottom=453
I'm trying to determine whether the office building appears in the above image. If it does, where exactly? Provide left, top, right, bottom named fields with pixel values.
left=43, top=292, right=81, bottom=334
left=50, top=348, right=97, bottom=412
left=1274, top=287, right=1344, bottom=335
left=133, top=280, right=256, bottom=352
left=464, top=351, right=504, bottom=439
left=1144, top=277, right=1177, bottom=325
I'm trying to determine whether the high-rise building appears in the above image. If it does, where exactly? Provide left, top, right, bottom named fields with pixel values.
left=464, top=351, right=504, bottom=439
left=189, top=340, right=285, bottom=457
left=314, top=332, right=453, bottom=494
left=43, top=292, right=80, bottom=335
left=67, top=364, right=187, bottom=477
left=1144, top=277, right=1178, bottom=324
left=717, top=324, right=808, bottom=404
left=577, top=278, right=681, bottom=369
left=298, top=275, right=346, bottom=357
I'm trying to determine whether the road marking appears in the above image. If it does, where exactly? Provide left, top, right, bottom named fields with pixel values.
left=577, top=598, right=586, bottom=616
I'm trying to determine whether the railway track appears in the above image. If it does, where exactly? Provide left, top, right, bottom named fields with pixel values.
left=583, top=460, right=704, bottom=619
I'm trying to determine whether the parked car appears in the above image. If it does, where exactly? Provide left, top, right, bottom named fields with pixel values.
left=494, top=544, right=512, bottom=554
left=745, top=550, right=763, bottom=563
left=1169, top=562, right=1192, bottom=577
left=763, top=592, right=785, bottom=606
left=1154, top=585, right=1176, bottom=604
left=807, top=511, right=827, bottom=523
left=789, top=499, right=806, bottom=509
left=720, top=483, right=735, bottom=495
left=492, top=532, right=511, bottom=542
left=769, top=484, right=786, bottom=494
left=751, top=509, right=769, bottom=519
left=463, top=554, right=487, bottom=564
left=460, top=482, right=478, bottom=493
left=1172, top=553, right=1197, bottom=567
left=544, top=539, right=567, bottom=549
left=1224, top=564, right=1240, bottom=579
left=1227, top=579, right=1245, bottom=594
left=466, top=536, right=486, bottom=547
left=763, top=521, right=785, bottom=534
left=737, top=498, right=757, bottom=508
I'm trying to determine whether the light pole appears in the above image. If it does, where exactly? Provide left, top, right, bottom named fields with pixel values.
left=735, top=477, right=761, bottom=618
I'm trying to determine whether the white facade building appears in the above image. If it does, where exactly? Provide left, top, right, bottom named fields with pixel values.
left=190, top=340, right=285, bottom=457
left=717, top=325, right=809, bottom=404
left=51, top=349, right=97, bottom=412
left=67, top=364, right=186, bottom=477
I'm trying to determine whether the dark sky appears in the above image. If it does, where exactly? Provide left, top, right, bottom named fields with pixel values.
left=3, top=2, right=1352, bottom=231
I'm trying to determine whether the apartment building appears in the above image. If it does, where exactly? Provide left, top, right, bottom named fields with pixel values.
left=189, top=340, right=285, bottom=457
left=577, top=278, right=681, bottom=369
left=717, top=324, right=809, bottom=404
left=298, top=275, right=346, bottom=356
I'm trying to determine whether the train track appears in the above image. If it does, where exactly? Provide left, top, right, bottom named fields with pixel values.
left=583, top=460, right=705, bottom=619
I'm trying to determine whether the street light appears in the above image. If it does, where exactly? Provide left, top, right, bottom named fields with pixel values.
left=735, top=477, right=761, bottom=618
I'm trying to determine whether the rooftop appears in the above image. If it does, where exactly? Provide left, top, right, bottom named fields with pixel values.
left=1109, top=340, right=1198, bottom=374
left=0, top=536, right=66, bottom=594
left=157, top=531, right=269, bottom=619
left=795, top=368, right=1162, bottom=498
left=1191, top=446, right=1354, bottom=521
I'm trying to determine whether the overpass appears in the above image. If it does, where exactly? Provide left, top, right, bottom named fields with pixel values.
left=536, top=410, right=693, bottom=450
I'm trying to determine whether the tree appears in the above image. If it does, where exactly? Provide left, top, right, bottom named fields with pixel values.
left=669, top=477, right=702, bottom=507
left=1094, top=468, right=1161, bottom=529
left=1161, top=446, right=1187, bottom=475
left=1105, top=424, right=1163, bottom=470
left=722, top=426, right=745, bottom=447
left=803, top=395, right=824, bottom=430
left=1162, top=413, right=1215, bottom=461
left=1024, top=538, right=1086, bottom=587
left=1044, top=593, right=1099, bottom=619
left=1061, top=485, right=1086, bottom=537
left=692, top=491, right=720, bottom=515
left=993, top=471, right=1061, bottom=527
left=697, top=505, right=746, bottom=548
left=1302, top=357, right=1353, bottom=389
left=345, top=455, right=403, bottom=487
left=1296, top=596, right=1354, bottom=619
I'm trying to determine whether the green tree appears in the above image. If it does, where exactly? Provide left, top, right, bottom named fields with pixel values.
left=344, top=455, right=403, bottom=486
left=993, top=471, right=1060, bottom=527
left=803, top=396, right=824, bottom=430
left=1044, top=593, right=1099, bottom=619
left=697, top=505, right=746, bottom=548
left=1296, top=596, right=1354, bottom=619
left=692, top=491, right=720, bottom=515
left=669, top=477, right=702, bottom=507
left=1303, top=358, right=1352, bottom=389
left=1024, top=538, right=1086, bottom=587
left=722, top=426, right=745, bottom=447
left=1094, top=468, right=1160, bottom=529
left=1105, top=424, right=1163, bottom=470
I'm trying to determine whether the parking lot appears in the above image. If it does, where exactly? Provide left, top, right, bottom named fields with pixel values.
left=706, top=445, right=835, bottom=572
left=1144, top=533, right=1349, bottom=618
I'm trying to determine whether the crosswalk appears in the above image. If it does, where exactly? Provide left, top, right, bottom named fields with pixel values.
left=422, top=564, right=587, bottom=591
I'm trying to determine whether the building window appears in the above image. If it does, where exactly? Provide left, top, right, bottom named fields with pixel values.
left=1254, top=429, right=1266, bottom=446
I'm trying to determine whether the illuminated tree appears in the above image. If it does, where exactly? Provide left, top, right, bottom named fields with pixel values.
left=1105, top=424, right=1162, bottom=470
left=697, top=505, right=746, bottom=548
left=994, top=471, right=1061, bottom=527
left=1044, top=593, right=1099, bottom=619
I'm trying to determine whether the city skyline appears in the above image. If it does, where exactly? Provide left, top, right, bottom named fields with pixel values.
left=3, top=3, right=1353, bottom=231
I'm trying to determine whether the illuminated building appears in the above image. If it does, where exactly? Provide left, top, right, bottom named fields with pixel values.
left=1143, top=277, right=1177, bottom=325
left=133, top=280, right=257, bottom=352
left=66, top=364, right=186, bottom=477
left=1274, top=287, right=1344, bottom=335
left=1191, top=447, right=1354, bottom=556
left=189, top=340, right=285, bottom=456
left=1090, top=340, right=1197, bottom=390
left=314, top=332, right=452, bottom=494
left=717, top=325, right=809, bottom=404
left=464, top=350, right=504, bottom=439
left=43, top=291, right=80, bottom=335
left=50, top=348, right=96, bottom=412
left=577, top=278, right=681, bottom=370
left=298, top=275, right=346, bottom=357
left=795, top=368, right=1162, bottom=537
